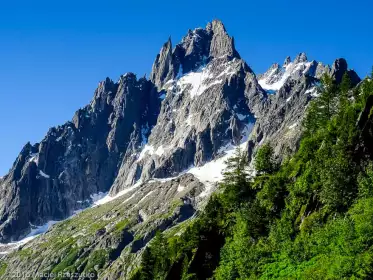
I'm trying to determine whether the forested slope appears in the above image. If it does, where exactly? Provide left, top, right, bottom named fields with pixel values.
left=131, top=72, right=373, bottom=279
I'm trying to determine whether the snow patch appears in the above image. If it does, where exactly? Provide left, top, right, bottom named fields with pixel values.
left=177, top=66, right=222, bottom=98
left=288, top=123, right=298, bottom=129
left=93, top=180, right=143, bottom=206
left=137, top=144, right=167, bottom=162
left=189, top=139, right=251, bottom=197
left=185, top=115, right=194, bottom=126
left=155, top=145, right=166, bottom=157
left=28, top=153, right=38, bottom=164
left=90, top=192, right=107, bottom=203
left=137, top=145, right=154, bottom=161
left=148, top=176, right=180, bottom=183
left=258, top=61, right=312, bottom=91
left=306, top=87, right=319, bottom=97
left=177, top=185, right=185, bottom=192
left=0, top=221, right=58, bottom=255
left=138, top=190, right=155, bottom=204
left=39, top=170, right=50, bottom=179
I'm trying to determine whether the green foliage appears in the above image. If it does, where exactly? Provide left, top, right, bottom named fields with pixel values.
left=135, top=146, right=253, bottom=279
left=358, top=163, right=373, bottom=198
left=134, top=232, right=170, bottom=280
left=134, top=73, right=373, bottom=279
left=221, top=146, right=253, bottom=212
left=114, top=219, right=129, bottom=232
left=18, top=248, right=34, bottom=260
left=254, top=144, right=277, bottom=175
left=214, top=75, right=373, bottom=279
left=84, top=249, right=109, bottom=273
left=51, top=248, right=80, bottom=274
left=0, top=263, right=7, bottom=276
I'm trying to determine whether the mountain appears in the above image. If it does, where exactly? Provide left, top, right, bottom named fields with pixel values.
left=0, top=20, right=363, bottom=279
left=257, top=53, right=360, bottom=92
left=0, top=74, right=161, bottom=243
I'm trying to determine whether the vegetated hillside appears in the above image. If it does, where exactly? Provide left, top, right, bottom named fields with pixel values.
left=131, top=73, right=373, bottom=279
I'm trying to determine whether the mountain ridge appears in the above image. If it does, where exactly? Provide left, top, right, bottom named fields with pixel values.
left=0, top=20, right=362, bottom=274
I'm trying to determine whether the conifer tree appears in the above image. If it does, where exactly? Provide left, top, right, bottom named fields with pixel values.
left=221, top=146, right=252, bottom=210
left=254, top=144, right=276, bottom=175
left=339, top=72, right=351, bottom=111
left=139, top=247, right=154, bottom=280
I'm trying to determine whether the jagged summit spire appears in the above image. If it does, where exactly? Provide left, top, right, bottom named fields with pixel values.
left=294, top=52, right=308, bottom=63
left=150, top=37, right=174, bottom=88
left=150, top=20, right=240, bottom=88
left=208, top=19, right=238, bottom=59
left=207, top=19, right=226, bottom=31
left=283, top=56, right=291, bottom=67
left=330, top=58, right=361, bottom=85
left=205, top=19, right=226, bottom=32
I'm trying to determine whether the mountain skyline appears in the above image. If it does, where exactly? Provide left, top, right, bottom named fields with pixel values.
left=1, top=0, right=373, bottom=176
left=0, top=15, right=371, bottom=279
left=0, top=17, right=360, bottom=244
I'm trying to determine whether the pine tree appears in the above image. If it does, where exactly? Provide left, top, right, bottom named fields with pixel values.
left=339, top=72, right=351, bottom=111
left=140, top=247, right=155, bottom=280
left=223, top=146, right=251, bottom=186
left=254, top=144, right=276, bottom=175
left=151, top=231, right=169, bottom=280
left=318, top=74, right=338, bottom=121
left=221, top=146, right=252, bottom=210
left=303, top=74, right=340, bottom=134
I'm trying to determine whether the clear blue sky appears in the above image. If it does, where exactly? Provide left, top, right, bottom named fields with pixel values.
left=0, top=0, right=372, bottom=175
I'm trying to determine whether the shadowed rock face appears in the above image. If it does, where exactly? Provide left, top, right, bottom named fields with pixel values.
left=356, top=95, right=373, bottom=160
left=330, top=58, right=361, bottom=86
left=0, top=74, right=161, bottom=242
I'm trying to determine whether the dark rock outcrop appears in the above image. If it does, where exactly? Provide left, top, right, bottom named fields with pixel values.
left=0, top=74, right=161, bottom=242
left=331, top=58, right=361, bottom=86
left=356, top=95, right=373, bottom=159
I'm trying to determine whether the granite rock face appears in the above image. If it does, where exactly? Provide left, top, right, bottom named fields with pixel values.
left=111, top=21, right=262, bottom=195
left=254, top=54, right=361, bottom=158
left=150, top=19, right=240, bottom=89
left=0, top=74, right=160, bottom=242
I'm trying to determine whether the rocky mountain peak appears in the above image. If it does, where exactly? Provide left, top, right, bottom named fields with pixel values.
left=294, top=52, right=308, bottom=63
left=269, top=63, right=280, bottom=70
left=150, top=19, right=239, bottom=88
left=330, top=58, right=361, bottom=86
left=208, top=19, right=239, bottom=59
left=150, top=38, right=174, bottom=89
left=258, top=53, right=318, bottom=91
left=0, top=72, right=161, bottom=243
left=331, top=58, right=348, bottom=83
left=283, top=56, right=291, bottom=67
